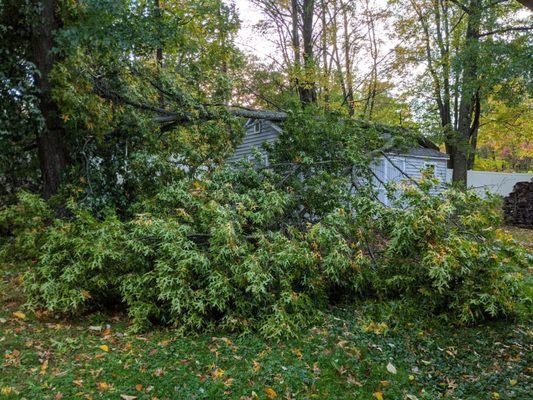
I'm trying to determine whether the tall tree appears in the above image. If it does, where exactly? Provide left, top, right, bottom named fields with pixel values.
left=393, top=0, right=532, bottom=184
left=1, top=0, right=243, bottom=202
left=31, top=0, right=68, bottom=198
left=253, top=0, right=318, bottom=106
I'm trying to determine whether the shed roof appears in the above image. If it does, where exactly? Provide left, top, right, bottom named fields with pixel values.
left=243, top=113, right=447, bottom=159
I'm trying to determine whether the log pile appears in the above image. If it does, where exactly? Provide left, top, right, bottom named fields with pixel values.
left=503, top=180, right=533, bottom=228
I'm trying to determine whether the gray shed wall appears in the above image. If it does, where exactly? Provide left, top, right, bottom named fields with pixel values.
left=227, top=120, right=280, bottom=163
left=228, top=120, right=448, bottom=203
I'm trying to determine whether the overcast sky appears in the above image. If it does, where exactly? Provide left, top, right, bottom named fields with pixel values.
left=233, top=0, right=277, bottom=60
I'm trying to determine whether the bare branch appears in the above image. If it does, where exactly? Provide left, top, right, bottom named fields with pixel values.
left=478, top=26, right=533, bottom=37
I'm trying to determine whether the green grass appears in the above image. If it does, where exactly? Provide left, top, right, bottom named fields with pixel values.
left=1, top=270, right=532, bottom=400
left=505, top=226, right=533, bottom=252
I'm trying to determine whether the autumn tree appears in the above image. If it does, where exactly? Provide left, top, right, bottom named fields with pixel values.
left=392, top=0, right=532, bottom=183
left=0, top=0, right=242, bottom=202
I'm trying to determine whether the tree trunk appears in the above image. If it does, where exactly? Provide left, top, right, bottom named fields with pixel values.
left=300, top=0, right=317, bottom=105
left=454, top=0, right=481, bottom=186
left=341, top=2, right=355, bottom=115
left=31, top=0, right=67, bottom=198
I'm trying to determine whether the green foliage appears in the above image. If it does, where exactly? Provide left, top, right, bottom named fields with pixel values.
left=0, top=192, right=51, bottom=271
left=371, top=183, right=531, bottom=323
left=18, top=165, right=365, bottom=337
left=2, top=162, right=529, bottom=336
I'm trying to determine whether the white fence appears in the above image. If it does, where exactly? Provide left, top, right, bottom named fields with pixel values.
left=446, top=170, right=533, bottom=197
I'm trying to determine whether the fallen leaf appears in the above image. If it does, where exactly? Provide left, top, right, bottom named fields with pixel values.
left=509, top=379, right=517, bottom=386
left=96, top=382, right=109, bottom=391
left=386, top=362, right=397, bottom=375
left=264, top=387, right=277, bottom=399
left=373, top=391, right=384, bottom=400
left=12, top=311, right=26, bottom=320
left=54, top=393, right=64, bottom=399
left=120, top=395, right=137, bottom=400
left=135, top=384, right=143, bottom=391
left=99, top=345, right=109, bottom=352
left=406, top=395, right=418, bottom=400
left=40, top=359, right=48, bottom=375
left=212, top=367, right=225, bottom=379
left=89, top=326, right=102, bottom=331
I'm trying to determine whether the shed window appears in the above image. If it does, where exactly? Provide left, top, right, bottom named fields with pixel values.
left=253, top=120, right=262, bottom=134
left=422, top=162, right=436, bottom=178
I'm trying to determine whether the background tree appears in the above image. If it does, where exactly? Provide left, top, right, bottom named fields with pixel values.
left=1, top=0, right=243, bottom=205
left=391, top=0, right=532, bottom=183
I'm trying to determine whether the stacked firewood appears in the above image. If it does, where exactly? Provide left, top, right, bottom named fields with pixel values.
left=503, top=180, right=533, bottom=228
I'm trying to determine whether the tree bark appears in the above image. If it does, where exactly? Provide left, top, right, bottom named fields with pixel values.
left=342, top=2, right=355, bottom=115
left=453, top=0, right=481, bottom=185
left=31, top=0, right=67, bottom=198
left=299, top=0, right=317, bottom=105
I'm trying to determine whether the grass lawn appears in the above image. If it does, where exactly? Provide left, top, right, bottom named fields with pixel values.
left=1, top=227, right=532, bottom=399
left=1, top=277, right=531, bottom=400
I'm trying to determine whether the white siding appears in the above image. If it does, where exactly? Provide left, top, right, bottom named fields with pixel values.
left=227, top=120, right=448, bottom=205
left=227, top=120, right=281, bottom=163
left=371, top=154, right=447, bottom=205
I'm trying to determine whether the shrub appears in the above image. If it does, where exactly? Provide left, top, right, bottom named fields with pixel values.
left=369, top=182, right=531, bottom=323
left=20, top=171, right=364, bottom=337
left=3, top=167, right=530, bottom=336
left=0, top=192, right=52, bottom=271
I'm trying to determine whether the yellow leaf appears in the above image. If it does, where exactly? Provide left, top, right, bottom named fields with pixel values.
left=135, top=384, right=143, bottom=392
left=252, top=360, right=261, bottom=372
left=96, top=382, right=109, bottom=391
left=212, top=367, right=225, bottom=379
left=292, top=348, right=302, bottom=359
left=40, top=359, right=48, bottom=375
left=81, top=290, right=91, bottom=299
left=509, top=379, right=517, bottom=386
left=1, top=387, right=14, bottom=395
left=408, top=375, right=415, bottom=381
left=264, top=387, right=277, bottom=399
left=99, top=345, right=109, bottom=352
left=12, top=311, right=26, bottom=320
left=373, top=391, right=384, bottom=400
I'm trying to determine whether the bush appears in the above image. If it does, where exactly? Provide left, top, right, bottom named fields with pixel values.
left=369, top=182, right=531, bottom=323
left=0, top=192, right=52, bottom=271
left=19, top=171, right=365, bottom=337
left=2, top=166, right=530, bottom=336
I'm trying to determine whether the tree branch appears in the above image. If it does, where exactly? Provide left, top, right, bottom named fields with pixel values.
left=477, top=26, right=533, bottom=37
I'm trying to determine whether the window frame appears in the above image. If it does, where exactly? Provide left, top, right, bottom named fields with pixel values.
left=253, top=120, right=262, bottom=134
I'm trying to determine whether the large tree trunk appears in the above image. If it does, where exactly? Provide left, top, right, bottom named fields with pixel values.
left=300, top=0, right=317, bottom=105
left=454, top=0, right=481, bottom=186
left=31, top=0, right=67, bottom=198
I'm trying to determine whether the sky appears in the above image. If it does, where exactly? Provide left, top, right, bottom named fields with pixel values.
left=233, top=0, right=278, bottom=60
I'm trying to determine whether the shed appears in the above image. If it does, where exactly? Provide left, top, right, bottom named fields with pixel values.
left=228, top=118, right=448, bottom=205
